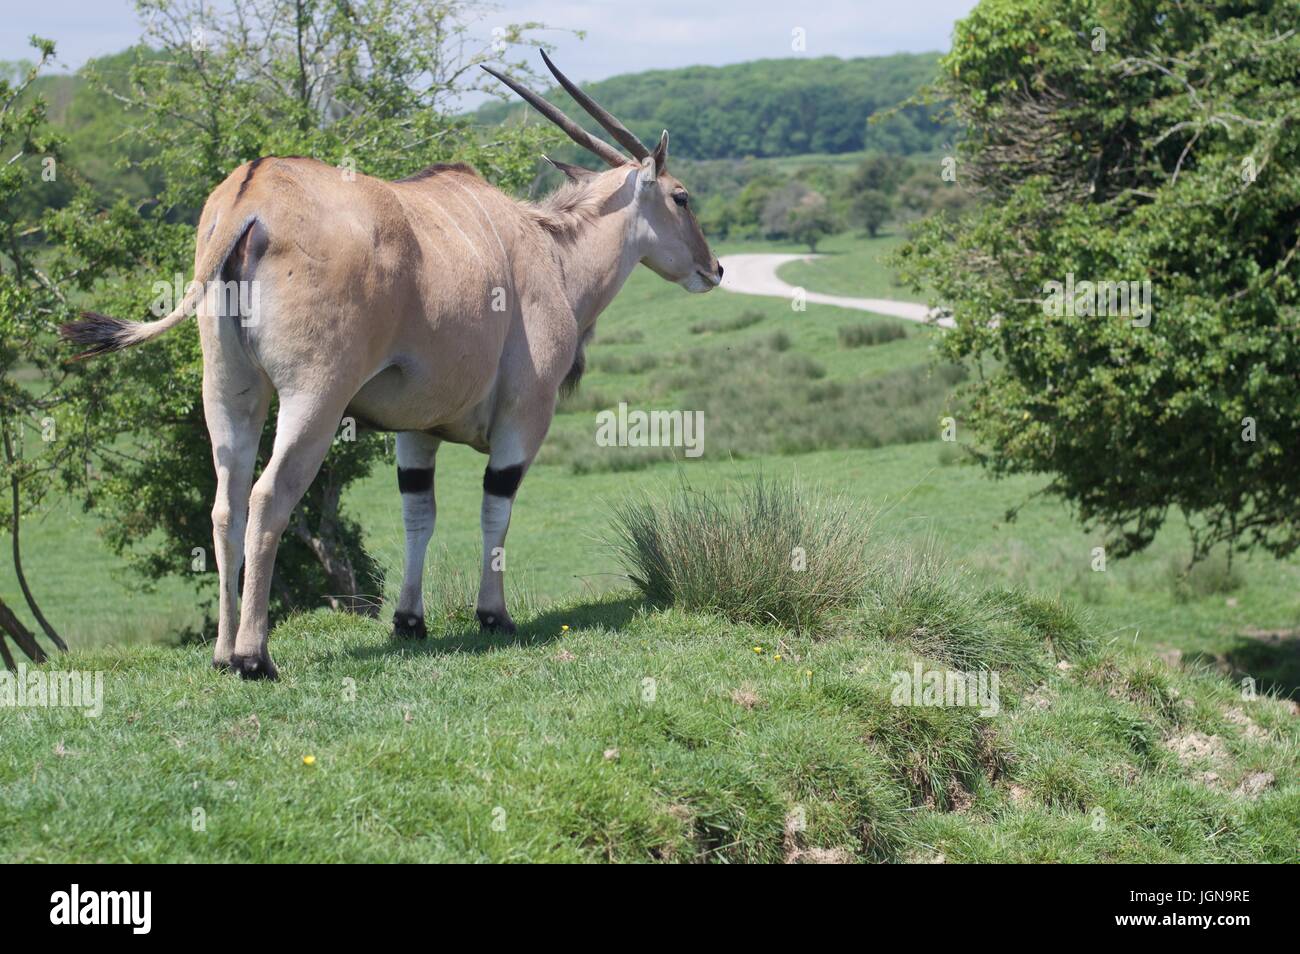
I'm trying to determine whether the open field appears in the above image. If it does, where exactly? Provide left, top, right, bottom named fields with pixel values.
left=3, top=232, right=1297, bottom=862
left=7, top=235, right=1298, bottom=690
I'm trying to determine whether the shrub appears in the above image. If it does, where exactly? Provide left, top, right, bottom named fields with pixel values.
left=689, top=310, right=765, bottom=335
left=838, top=321, right=909, bottom=348
left=597, top=352, right=660, bottom=375
left=598, top=328, right=644, bottom=345
left=608, top=475, right=873, bottom=631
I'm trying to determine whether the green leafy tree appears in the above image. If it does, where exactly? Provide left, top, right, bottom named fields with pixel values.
left=761, top=181, right=835, bottom=251
left=897, top=0, right=1300, bottom=561
left=1, top=39, right=149, bottom=663
left=849, top=188, right=891, bottom=237
left=58, top=0, right=561, bottom=623
left=787, top=197, right=837, bottom=252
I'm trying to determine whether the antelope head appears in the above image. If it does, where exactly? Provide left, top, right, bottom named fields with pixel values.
left=483, top=52, right=723, bottom=293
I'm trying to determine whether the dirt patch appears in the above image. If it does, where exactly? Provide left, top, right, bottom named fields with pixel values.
left=904, top=850, right=947, bottom=864
left=730, top=687, right=763, bottom=710
left=947, top=781, right=974, bottom=814
left=1234, top=771, right=1275, bottom=799
left=1223, top=706, right=1268, bottom=741
left=787, top=846, right=855, bottom=864
left=225, top=713, right=261, bottom=743
left=1007, top=783, right=1032, bottom=805
left=1156, top=647, right=1183, bottom=668
left=781, top=808, right=854, bottom=864
left=1164, top=731, right=1227, bottom=766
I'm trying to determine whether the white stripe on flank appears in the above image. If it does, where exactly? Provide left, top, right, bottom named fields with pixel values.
left=455, top=181, right=509, bottom=264
left=426, top=196, right=484, bottom=265
left=443, top=188, right=499, bottom=268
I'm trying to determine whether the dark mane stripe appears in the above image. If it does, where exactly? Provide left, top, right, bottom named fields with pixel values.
left=396, top=162, right=481, bottom=183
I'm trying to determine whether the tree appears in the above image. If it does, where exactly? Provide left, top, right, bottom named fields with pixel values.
left=761, top=181, right=835, bottom=251
left=849, top=188, right=891, bottom=237
left=1, top=38, right=143, bottom=664
left=787, top=195, right=836, bottom=252
left=55, top=0, right=561, bottom=625
left=846, top=152, right=902, bottom=195
left=896, top=0, right=1300, bottom=561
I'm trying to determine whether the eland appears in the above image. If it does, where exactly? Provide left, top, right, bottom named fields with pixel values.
left=62, top=53, right=721, bottom=679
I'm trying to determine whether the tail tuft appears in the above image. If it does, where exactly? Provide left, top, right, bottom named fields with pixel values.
left=59, top=311, right=138, bottom=359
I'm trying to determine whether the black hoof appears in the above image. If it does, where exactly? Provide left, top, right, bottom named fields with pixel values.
left=230, top=652, right=279, bottom=681
left=476, top=609, right=516, bottom=635
left=212, top=657, right=233, bottom=673
left=393, top=611, right=427, bottom=640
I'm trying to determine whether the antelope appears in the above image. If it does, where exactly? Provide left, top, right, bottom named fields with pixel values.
left=61, top=52, right=721, bottom=679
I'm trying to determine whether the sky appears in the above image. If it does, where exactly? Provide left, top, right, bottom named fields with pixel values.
left=3, top=0, right=979, bottom=84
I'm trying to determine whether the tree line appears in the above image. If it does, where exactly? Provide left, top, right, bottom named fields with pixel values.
left=476, top=53, right=953, bottom=160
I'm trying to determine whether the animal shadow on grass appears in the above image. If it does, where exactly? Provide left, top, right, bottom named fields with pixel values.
left=345, top=593, right=644, bottom=661
left=1185, top=628, right=1300, bottom=700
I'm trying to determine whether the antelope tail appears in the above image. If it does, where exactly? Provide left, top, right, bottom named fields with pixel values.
left=60, top=215, right=258, bottom=359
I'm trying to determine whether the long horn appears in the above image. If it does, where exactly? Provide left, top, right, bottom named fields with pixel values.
left=540, top=49, right=649, bottom=161
left=480, top=64, right=630, bottom=169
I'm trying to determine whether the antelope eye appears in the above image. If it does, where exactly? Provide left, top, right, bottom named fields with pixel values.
left=672, top=191, right=689, bottom=208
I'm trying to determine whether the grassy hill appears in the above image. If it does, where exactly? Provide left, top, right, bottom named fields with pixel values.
left=5, top=563, right=1296, bottom=862
left=475, top=54, right=951, bottom=160
left=3, top=232, right=1297, bottom=862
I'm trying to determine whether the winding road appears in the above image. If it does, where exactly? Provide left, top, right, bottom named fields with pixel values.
left=717, top=253, right=953, bottom=328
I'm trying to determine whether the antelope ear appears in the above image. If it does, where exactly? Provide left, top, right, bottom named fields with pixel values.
left=651, top=129, right=669, bottom=175
left=543, top=155, right=597, bottom=182
left=637, top=153, right=657, bottom=188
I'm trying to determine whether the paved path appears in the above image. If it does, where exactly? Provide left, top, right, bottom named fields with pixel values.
left=717, top=253, right=953, bottom=328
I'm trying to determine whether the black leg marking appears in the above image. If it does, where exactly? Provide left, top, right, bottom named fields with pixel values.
left=483, top=463, right=524, bottom=498
left=393, top=611, right=427, bottom=639
left=397, top=467, right=434, bottom=494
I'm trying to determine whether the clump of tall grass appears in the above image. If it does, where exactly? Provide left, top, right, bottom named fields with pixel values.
left=862, top=545, right=1094, bottom=681
left=838, top=321, right=909, bottom=348
left=607, top=475, right=873, bottom=631
left=597, top=327, right=644, bottom=345
left=689, top=309, right=764, bottom=335
left=597, top=352, right=660, bottom=374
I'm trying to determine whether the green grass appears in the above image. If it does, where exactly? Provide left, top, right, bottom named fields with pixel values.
left=3, top=568, right=1294, bottom=862
left=776, top=232, right=926, bottom=302
left=3, top=230, right=1298, bottom=862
